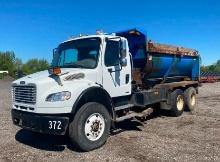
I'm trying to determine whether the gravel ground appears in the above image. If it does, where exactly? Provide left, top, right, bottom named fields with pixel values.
left=0, top=78, right=220, bottom=162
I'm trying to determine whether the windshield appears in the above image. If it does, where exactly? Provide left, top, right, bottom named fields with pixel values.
left=51, top=38, right=101, bottom=69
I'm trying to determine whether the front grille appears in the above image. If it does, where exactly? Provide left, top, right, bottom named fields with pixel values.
left=12, top=84, right=36, bottom=104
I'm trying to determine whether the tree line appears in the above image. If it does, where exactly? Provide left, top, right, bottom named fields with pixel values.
left=201, top=60, right=220, bottom=72
left=0, top=51, right=49, bottom=78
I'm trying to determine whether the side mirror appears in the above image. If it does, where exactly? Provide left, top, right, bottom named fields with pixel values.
left=120, top=40, right=127, bottom=58
left=120, top=49, right=127, bottom=58
left=120, top=58, right=127, bottom=67
left=120, top=39, right=127, bottom=67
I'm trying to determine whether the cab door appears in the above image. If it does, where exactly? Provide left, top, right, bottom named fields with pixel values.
left=102, top=38, right=131, bottom=97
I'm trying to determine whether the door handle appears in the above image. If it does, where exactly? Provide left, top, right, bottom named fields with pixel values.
left=108, top=68, right=113, bottom=73
left=108, top=68, right=120, bottom=73
left=126, top=74, right=130, bottom=84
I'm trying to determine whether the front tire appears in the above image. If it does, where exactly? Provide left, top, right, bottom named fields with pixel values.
left=69, top=102, right=111, bottom=151
left=170, top=89, right=185, bottom=117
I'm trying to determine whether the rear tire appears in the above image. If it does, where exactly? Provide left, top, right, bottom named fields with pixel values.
left=184, top=87, right=196, bottom=111
left=170, top=89, right=185, bottom=117
left=69, top=102, right=111, bottom=151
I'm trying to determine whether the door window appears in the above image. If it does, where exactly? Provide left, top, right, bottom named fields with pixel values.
left=104, top=40, right=120, bottom=67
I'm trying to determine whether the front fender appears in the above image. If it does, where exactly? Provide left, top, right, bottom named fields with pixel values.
left=71, top=86, right=115, bottom=120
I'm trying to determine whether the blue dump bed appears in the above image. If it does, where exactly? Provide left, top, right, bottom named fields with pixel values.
left=116, top=29, right=200, bottom=82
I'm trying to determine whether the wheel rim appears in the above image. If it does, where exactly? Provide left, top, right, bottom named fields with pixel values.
left=84, top=113, right=105, bottom=141
left=191, top=94, right=196, bottom=106
left=176, top=95, right=184, bottom=111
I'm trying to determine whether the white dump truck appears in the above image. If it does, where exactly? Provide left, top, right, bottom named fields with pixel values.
left=11, top=29, right=200, bottom=151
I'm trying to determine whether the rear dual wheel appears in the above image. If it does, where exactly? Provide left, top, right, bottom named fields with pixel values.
left=170, top=89, right=185, bottom=117
left=170, top=87, right=196, bottom=116
left=184, top=87, right=196, bottom=111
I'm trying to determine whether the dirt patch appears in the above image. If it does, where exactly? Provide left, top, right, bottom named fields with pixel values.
left=0, top=81, right=220, bottom=162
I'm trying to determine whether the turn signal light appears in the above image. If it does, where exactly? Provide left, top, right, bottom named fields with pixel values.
left=49, top=67, right=61, bottom=75
left=53, top=67, right=61, bottom=75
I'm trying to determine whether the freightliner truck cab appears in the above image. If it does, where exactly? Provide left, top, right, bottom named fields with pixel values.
left=12, top=33, right=133, bottom=150
left=11, top=29, right=200, bottom=151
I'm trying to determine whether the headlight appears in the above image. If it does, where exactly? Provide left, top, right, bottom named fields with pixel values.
left=46, top=91, right=71, bottom=102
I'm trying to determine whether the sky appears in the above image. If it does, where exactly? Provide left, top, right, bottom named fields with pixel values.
left=0, top=0, right=219, bottom=65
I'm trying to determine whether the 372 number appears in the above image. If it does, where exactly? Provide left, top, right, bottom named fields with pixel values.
left=48, top=121, right=61, bottom=130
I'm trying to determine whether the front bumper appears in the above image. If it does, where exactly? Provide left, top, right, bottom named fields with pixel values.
left=11, top=109, right=69, bottom=135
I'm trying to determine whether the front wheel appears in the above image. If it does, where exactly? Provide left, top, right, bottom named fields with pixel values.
left=69, top=102, right=111, bottom=151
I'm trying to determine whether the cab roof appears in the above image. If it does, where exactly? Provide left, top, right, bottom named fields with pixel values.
left=62, top=34, right=117, bottom=44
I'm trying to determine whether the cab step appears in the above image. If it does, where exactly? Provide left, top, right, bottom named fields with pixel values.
left=114, top=104, right=134, bottom=111
left=115, top=108, right=153, bottom=122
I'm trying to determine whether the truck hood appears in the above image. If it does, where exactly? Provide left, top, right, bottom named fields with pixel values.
left=12, top=68, right=100, bottom=114
left=13, top=68, right=98, bottom=85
